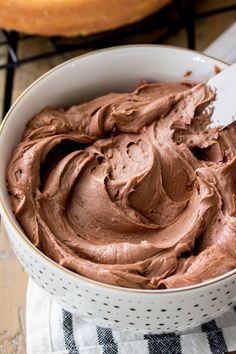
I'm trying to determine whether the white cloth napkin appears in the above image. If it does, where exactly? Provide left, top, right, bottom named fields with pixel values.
left=26, top=279, right=236, bottom=354
left=204, top=22, right=236, bottom=64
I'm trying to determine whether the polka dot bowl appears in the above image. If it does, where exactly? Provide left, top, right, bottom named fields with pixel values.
left=0, top=45, right=236, bottom=333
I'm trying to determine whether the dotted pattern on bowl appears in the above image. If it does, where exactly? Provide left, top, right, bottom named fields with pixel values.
left=5, top=219, right=236, bottom=333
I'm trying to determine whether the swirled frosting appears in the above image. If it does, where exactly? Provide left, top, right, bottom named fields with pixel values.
left=7, top=81, right=236, bottom=289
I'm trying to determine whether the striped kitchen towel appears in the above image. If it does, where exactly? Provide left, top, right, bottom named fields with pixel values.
left=26, top=279, right=236, bottom=354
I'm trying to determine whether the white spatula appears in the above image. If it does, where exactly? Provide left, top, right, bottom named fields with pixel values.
left=208, top=62, right=236, bottom=127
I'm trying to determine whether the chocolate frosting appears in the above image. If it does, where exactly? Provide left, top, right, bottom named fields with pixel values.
left=7, top=82, right=236, bottom=289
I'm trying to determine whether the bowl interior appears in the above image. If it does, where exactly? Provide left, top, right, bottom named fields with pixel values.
left=0, top=45, right=231, bottom=289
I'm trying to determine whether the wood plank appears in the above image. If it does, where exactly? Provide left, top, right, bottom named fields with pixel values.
left=0, top=219, right=28, bottom=354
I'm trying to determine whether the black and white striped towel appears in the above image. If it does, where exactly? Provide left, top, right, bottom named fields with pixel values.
left=26, top=279, right=236, bottom=354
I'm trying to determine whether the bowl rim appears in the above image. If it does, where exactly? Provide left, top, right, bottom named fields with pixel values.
left=1, top=44, right=235, bottom=294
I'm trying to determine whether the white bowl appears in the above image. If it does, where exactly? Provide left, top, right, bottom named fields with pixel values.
left=0, top=45, right=235, bottom=333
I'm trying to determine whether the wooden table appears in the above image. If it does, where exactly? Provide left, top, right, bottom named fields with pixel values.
left=0, top=219, right=28, bottom=353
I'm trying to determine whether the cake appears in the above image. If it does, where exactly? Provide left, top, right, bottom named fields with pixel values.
left=0, top=0, right=171, bottom=37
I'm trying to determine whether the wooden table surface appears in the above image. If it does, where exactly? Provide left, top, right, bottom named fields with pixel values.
left=0, top=219, right=28, bottom=353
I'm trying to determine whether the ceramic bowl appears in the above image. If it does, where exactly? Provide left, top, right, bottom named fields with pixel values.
left=0, top=45, right=235, bottom=333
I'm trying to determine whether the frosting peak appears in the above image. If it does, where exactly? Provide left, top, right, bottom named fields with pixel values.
left=7, top=81, right=236, bottom=289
